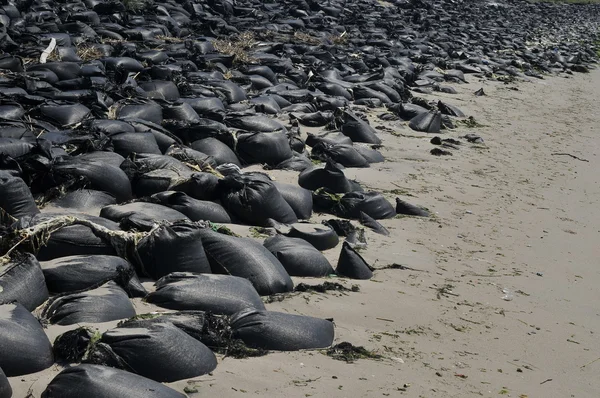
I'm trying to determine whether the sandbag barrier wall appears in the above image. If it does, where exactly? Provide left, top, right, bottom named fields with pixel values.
left=1, top=0, right=599, bottom=395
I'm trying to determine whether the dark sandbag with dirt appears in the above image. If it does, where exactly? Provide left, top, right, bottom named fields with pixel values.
left=437, top=100, right=465, bottom=117
left=284, top=223, right=340, bottom=251
left=408, top=110, right=442, bottom=133
left=0, top=171, right=39, bottom=219
left=231, top=308, right=334, bottom=351
left=272, top=181, right=313, bottom=220
left=197, top=228, right=293, bottom=295
left=171, top=172, right=221, bottom=201
left=395, top=197, right=430, bottom=217
left=311, top=142, right=370, bottom=168
left=263, top=235, right=333, bottom=277
left=109, top=132, right=162, bottom=157
left=41, top=364, right=185, bottom=398
left=236, top=131, right=293, bottom=166
left=100, top=203, right=189, bottom=229
left=0, top=303, right=54, bottom=376
left=146, top=272, right=265, bottom=315
left=131, top=169, right=191, bottom=198
left=340, top=112, right=382, bottom=144
left=42, top=282, right=136, bottom=326
left=306, top=132, right=353, bottom=148
left=298, top=161, right=362, bottom=193
left=48, top=190, right=117, bottom=212
left=354, top=144, right=385, bottom=163
left=336, top=191, right=396, bottom=220
left=336, top=242, right=373, bottom=280
left=0, top=367, right=10, bottom=398
left=0, top=253, right=49, bottom=311
left=134, top=222, right=212, bottom=279
left=191, top=137, right=241, bottom=166
left=165, top=145, right=217, bottom=169
left=149, top=191, right=231, bottom=223
left=18, top=213, right=120, bottom=261
left=53, top=159, right=133, bottom=203
left=40, top=255, right=146, bottom=298
left=218, top=174, right=298, bottom=226
left=86, top=322, right=217, bottom=382
left=359, top=212, right=390, bottom=236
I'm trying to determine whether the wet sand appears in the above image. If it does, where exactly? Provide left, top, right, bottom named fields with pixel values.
left=10, top=68, right=600, bottom=397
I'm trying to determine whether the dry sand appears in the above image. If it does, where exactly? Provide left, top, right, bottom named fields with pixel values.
left=10, top=68, right=600, bottom=397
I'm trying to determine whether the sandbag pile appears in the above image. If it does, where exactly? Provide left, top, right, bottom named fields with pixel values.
left=0, top=0, right=598, bottom=394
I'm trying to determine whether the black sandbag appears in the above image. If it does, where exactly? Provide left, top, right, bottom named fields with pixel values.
left=236, top=131, right=293, bottom=166
left=43, top=282, right=136, bottom=326
left=298, top=161, right=362, bottom=193
left=230, top=308, right=334, bottom=351
left=0, top=367, right=10, bottom=398
left=0, top=253, right=49, bottom=311
left=271, top=152, right=313, bottom=172
left=437, top=100, right=465, bottom=117
left=181, top=97, right=226, bottom=121
left=40, top=255, right=146, bottom=298
left=100, top=203, right=189, bottom=227
left=38, top=103, right=91, bottom=126
left=49, top=190, right=116, bottom=211
left=306, top=132, right=353, bottom=147
left=395, top=197, right=430, bottom=217
left=249, top=96, right=281, bottom=114
left=311, top=142, right=370, bottom=168
left=150, top=191, right=231, bottom=223
left=0, top=171, right=39, bottom=219
left=109, top=132, right=162, bottom=157
left=408, top=110, right=442, bottom=133
left=86, top=323, right=217, bottom=382
left=171, top=172, right=221, bottom=201
left=284, top=223, right=340, bottom=251
left=354, top=144, right=385, bottom=163
left=21, top=213, right=120, bottom=261
left=114, top=100, right=163, bottom=125
left=336, top=192, right=396, bottom=220
left=218, top=174, right=297, bottom=226
left=359, top=211, right=390, bottom=236
left=191, top=137, right=241, bottom=166
left=54, top=159, right=133, bottom=203
left=132, top=169, right=190, bottom=198
left=263, top=235, right=333, bottom=277
left=134, top=222, right=212, bottom=279
left=197, top=228, right=293, bottom=295
left=340, top=120, right=382, bottom=144
left=272, top=181, right=313, bottom=220
left=139, top=81, right=180, bottom=101
left=290, top=112, right=334, bottom=127
left=203, top=80, right=247, bottom=103
left=76, top=151, right=125, bottom=168
left=336, top=241, right=373, bottom=280
left=146, top=272, right=265, bottom=315
left=165, top=145, right=217, bottom=169
left=0, top=303, right=54, bottom=376
left=41, top=364, right=185, bottom=398
left=0, top=138, right=35, bottom=158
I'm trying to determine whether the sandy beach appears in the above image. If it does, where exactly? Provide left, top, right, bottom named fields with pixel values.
left=8, top=67, right=600, bottom=397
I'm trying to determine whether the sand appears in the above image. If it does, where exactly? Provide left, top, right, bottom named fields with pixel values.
left=9, top=68, right=600, bottom=397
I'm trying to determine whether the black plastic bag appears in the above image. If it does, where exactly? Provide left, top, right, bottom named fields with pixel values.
left=89, top=322, right=216, bottom=382
left=197, top=228, right=293, bottom=295
left=43, top=282, right=136, bottom=325
left=231, top=308, right=334, bottom=351
left=336, top=242, right=373, bottom=280
left=0, top=367, right=10, bottom=398
left=218, top=174, right=298, bottom=226
left=0, top=303, right=54, bottom=376
left=336, top=191, right=396, bottom=219
left=408, top=110, right=442, bottom=133
left=191, top=137, right=241, bottom=166
left=340, top=118, right=382, bottom=144
left=150, top=191, right=231, bottom=223
left=236, top=131, right=293, bottom=166
left=20, top=213, right=120, bottom=261
left=0, top=253, right=49, bottom=311
left=147, top=272, right=265, bottom=315
left=41, top=255, right=146, bottom=298
left=272, top=181, right=313, bottom=220
left=134, top=223, right=212, bottom=280
left=311, top=142, right=370, bottom=168
left=41, top=364, right=185, bottom=398
left=395, top=197, right=430, bottom=217
left=359, top=211, right=390, bottom=236
left=0, top=171, right=40, bottom=219
left=171, top=172, right=221, bottom=201
left=284, top=224, right=340, bottom=251
left=49, top=189, right=116, bottom=212
left=264, top=235, right=333, bottom=277
left=100, top=203, right=189, bottom=229
left=298, top=161, right=362, bottom=193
